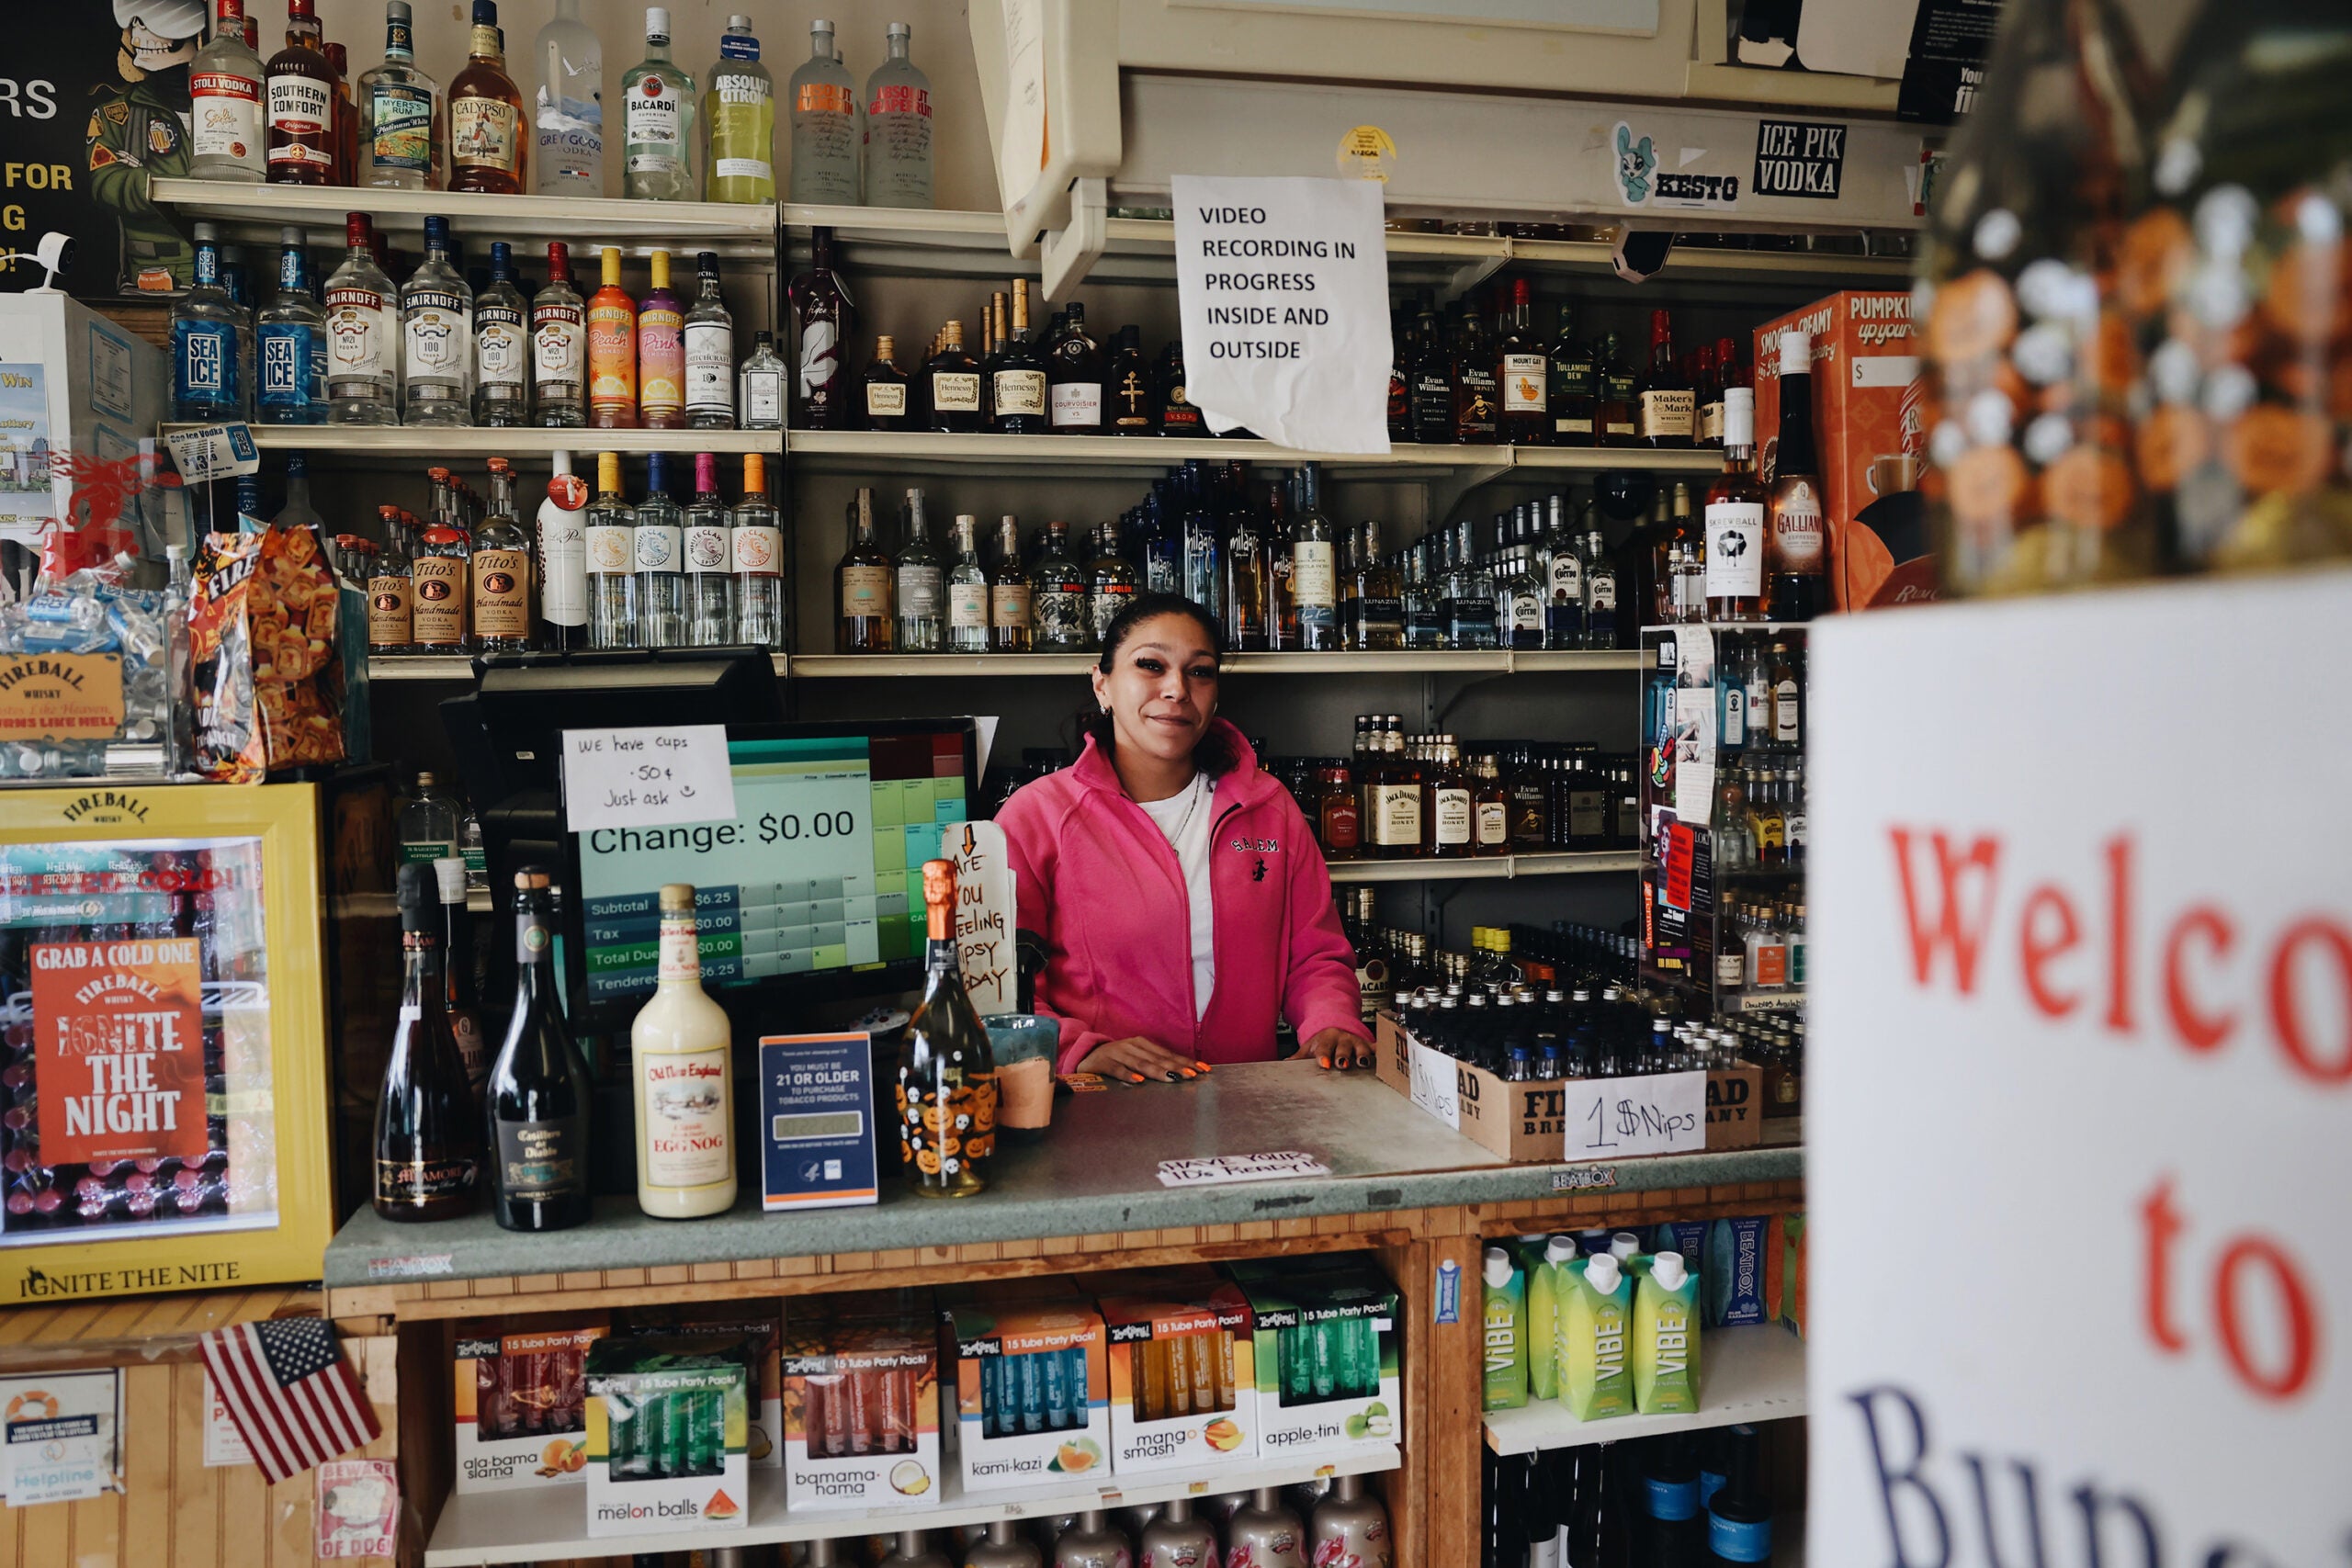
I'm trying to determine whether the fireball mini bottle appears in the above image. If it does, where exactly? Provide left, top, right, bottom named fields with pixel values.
left=630, top=882, right=736, bottom=1217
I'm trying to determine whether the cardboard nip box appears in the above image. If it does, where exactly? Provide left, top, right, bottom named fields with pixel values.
left=584, top=1334, right=753, bottom=1537
left=1227, top=1261, right=1400, bottom=1458
left=781, top=1296, right=941, bottom=1510
left=944, top=1285, right=1109, bottom=1492
left=618, top=1301, right=782, bottom=1470
left=1096, top=1268, right=1258, bottom=1471
left=452, top=1317, right=608, bottom=1494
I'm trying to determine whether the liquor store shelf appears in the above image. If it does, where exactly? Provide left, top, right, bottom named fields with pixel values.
left=149, top=179, right=779, bottom=255
left=320, top=1064, right=1803, bottom=1316
left=1327, top=852, right=1640, bottom=884
left=367, top=650, right=1644, bottom=682
left=786, top=430, right=1731, bottom=476
left=162, top=424, right=784, bottom=457
left=423, top=1440, right=1403, bottom=1566
left=1480, top=1325, right=1807, bottom=1453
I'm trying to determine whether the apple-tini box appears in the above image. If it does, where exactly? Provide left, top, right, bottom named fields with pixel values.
left=943, top=1289, right=1110, bottom=1494
left=1096, top=1267, right=1258, bottom=1471
left=451, top=1315, right=610, bottom=1494
left=780, top=1300, right=942, bottom=1511
left=1225, top=1259, right=1402, bottom=1458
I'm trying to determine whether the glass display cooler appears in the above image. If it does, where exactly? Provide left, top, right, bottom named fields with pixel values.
left=1639, top=624, right=1809, bottom=1019
left=0, top=783, right=332, bottom=1302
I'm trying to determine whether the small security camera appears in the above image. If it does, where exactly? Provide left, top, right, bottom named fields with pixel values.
left=1611, top=227, right=1675, bottom=285
left=31, top=232, right=76, bottom=293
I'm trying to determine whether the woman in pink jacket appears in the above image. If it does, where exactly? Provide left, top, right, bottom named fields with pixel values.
left=997, top=594, right=1374, bottom=1080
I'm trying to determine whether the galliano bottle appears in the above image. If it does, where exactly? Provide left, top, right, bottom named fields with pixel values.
left=631, top=884, right=736, bottom=1218
left=897, top=860, right=997, bottom=1198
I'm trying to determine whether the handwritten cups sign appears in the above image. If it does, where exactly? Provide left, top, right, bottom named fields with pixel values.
left=560, top=726, right=739, bottom=833
left=30, top=938, right=207, bottom=1166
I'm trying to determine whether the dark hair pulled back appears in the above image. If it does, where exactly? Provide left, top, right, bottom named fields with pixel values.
left=1081, top=593, right=1240, bottom=776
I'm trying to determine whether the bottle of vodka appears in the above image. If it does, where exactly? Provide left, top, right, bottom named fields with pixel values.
left=733, top=454, right=785, bottom=648
left=586, top=451, right=638, bottom=649
left=255, top=226, right=325, bottom=423
left=786, top=19, right=858, bottom=204
left=531, top=241, right=585, bottom=427
left=861, top=22, right=932, bottom=209
left=190, top=0, right=266, bottom=182
left=325, top=213, right=399, bottom=424
left=530, top=0, right=603, bottom=195
left=172, top=224, right=251, bottom=423
left=703, top=15, right=774, bottom=205
left=682, top=253, right=735, bottom=429
left=684, top=452, right=735, bottom=646
left=621, top=7, right=696, bottom=200
left=635, top=451, right=687, bottom=647
left=401, top=215, right=472, bottom=426
left=474, top=242, right=530, bottom=426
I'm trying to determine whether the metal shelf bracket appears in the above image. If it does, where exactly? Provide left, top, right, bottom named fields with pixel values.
left=1043, top=177, right=1109, bottom=300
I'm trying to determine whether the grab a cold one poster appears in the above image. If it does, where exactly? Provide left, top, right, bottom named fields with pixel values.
left=1171, top=175, right=1393, bottom=454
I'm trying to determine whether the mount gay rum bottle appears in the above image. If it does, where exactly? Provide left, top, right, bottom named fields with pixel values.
left=630, top=884, right=736, bottom=1218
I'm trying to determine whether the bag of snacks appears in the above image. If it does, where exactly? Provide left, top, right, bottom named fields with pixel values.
left=189, top=525, right=346, bottom=783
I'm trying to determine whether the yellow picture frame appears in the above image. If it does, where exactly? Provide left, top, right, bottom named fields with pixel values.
left=0, top=782, right=333, bottom=1304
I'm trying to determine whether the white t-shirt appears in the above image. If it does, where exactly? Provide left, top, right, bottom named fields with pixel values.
left=1136, top=772, right=1216, bottom=1021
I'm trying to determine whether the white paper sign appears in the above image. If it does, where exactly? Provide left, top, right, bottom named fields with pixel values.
left=944, top=819, right=1016, bottom=1013
left=1558, top=1070, right=1705, bottom=1160
left=560, top=725, right=738, bottom=832
left=0, top=1370, right=120, bottom=1506
left=163, top=422, right=260, bottom=483
left=1171, top=175, right=1393, bottom=454
left=201, top=1371, right=252, bottom=1468
left=1808, top=575, right=2352, bottom=1566
left=1408, top=1041, right=1463, bottom=1131
left=1157, top=1151, right=1331, bottom=1188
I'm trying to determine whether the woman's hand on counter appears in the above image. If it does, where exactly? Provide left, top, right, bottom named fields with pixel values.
left=1305, top=1028, right=1375, bottom=1070
left=1071, top=1037, right=1209, bottom=1083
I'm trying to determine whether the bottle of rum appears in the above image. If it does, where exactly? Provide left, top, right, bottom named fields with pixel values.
left=1764, top=331, right=1826, bottom=621
left=587, top=246, right=639, bottom=428
left=531, top=242, right=585, bottom=427
left=469, top=457, right=533, bottom=650
left=373, top=862, right=481, bottom=1221
left=732, top=454, right=786, bottom=648
left=1634, top=308, right=1695, bottom=449
left=192, top=0, right=267, bottom=182
left=264, top=0, right=338, bottom=184
left=1705, top=387, right=1768, bottom=622
left=899, top=860, right=999, bottom=1198
left=487, top=867, right=594, bottom=1233
left=447, top=0, right=526, bottom=195
left=1495, top=277, right=1549, bottom=446
left=621, top=6, right=697, bottom=200
left=835, top=488, right=893, bottom=652
left=631, top=883, right=736, bottom=1219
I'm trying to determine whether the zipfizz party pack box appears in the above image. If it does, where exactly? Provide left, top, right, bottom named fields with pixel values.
left=451, top=1315, right=609, bottom=1494
left=1095, top=1266, right=1258, bottom=1471
left=583, top=1334, right=753, bottom=1538
left=1226, top=1258, right=1401, bottom=1457
left=618, top=1300, right=782, bottom=1469
left=781, top=1293, right=942, bottom=1511
left=944, top=1282, right=1110, bottom=1493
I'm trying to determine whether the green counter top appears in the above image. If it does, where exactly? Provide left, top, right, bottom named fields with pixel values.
left=323, top=1063, right=1802, bottom=1289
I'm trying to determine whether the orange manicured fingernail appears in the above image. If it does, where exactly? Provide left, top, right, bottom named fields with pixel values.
left=1194, top=1061, right=1213, bottom=1071
left=1128, top=1072, right=1147, bottom=1083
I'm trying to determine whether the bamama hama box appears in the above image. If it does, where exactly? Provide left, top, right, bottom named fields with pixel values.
left=781, top=1293, right=942, bottom=1510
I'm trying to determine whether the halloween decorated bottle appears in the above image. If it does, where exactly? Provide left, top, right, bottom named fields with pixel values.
left=898, top=859, right=997, bottom=1197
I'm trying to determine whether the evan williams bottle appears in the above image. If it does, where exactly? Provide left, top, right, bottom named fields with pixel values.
left=897, top=859, right=997, bottom=1199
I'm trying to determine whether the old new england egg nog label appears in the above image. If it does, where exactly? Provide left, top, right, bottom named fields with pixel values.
left=642, top=1049, right=730, bottom=1187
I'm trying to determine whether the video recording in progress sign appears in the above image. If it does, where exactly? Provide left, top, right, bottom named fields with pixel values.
left=1171, top=175, right=1393, bottom=454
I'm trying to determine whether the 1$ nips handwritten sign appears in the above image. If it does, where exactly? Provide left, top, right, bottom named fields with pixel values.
left=1559, top=1071, right=1704, bottom=1160
left=1808, top=575, right=2352, bottom=1567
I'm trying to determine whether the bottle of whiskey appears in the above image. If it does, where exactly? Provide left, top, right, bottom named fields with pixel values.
left=630, top=884, right=736, bottom=1219
left=899, top=860, right=999, bottom=1198
left=1549, top=307, right=1597, bottom=446
left=862, top=335, right=910, bottom=430
left=1289, top=463, right=1340, bottom=652
left=1495, top=278, right=1549, bottom=446
left=1408, top=296, right=1453, bottom=446
left=1634, top=308, right=1695, bottom=449
left=992, top=279, right=1048, bottom=434
left=264, top=0, right=339, bottom=184
left=486, top=867, right=594, bottom=1233
left=1705, top=387, right=1768, bottom=622
left=447, top=0, right=526, bottom=194
left=1764, top=331, right=1826, bottom=621
left=374, top=862, right=480, bottom=1221
left=1451, top=307, right=1498, bottom=444
left=836, top=487, right=894, bottom=652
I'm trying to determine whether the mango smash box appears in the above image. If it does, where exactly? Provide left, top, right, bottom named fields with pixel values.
left=1095, top=1267, right=1258, bottom=1471
left=583, top=1333, right=753, bottom=1537
left=943, top=1284, right=1109, bottom=1492
left=1225, top=1259, right=1401, bottom=1457
left=451, top=1316, right=609, bottom=1493
left=781, top=1294, right=942, bottom=1511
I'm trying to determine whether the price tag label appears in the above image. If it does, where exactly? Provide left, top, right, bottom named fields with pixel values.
left=1560, top=1070, right=1706, bottom=1161
left=1408, top=1041, right=1462, bottom=1131
left=560, top=725, right=738, bottom=832
left=163, top=423, right=259, bottom=483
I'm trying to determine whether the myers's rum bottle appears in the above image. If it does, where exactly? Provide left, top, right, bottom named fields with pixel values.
left=486, top=867, right=594, bottom=1231
left=374, top=863, right=481, bottom=1221
left=898, top=860, right=997, bottom=1198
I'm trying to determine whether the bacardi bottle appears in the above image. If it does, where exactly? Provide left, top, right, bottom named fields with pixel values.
left=621, top=6, right=696, bottom=200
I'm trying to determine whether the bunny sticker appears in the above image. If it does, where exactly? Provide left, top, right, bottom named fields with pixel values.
left=1613, top=123, right=1658, bottom=205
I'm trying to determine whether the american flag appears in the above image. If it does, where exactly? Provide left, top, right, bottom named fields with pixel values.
left=198, top=1317, right=382, bottom=1484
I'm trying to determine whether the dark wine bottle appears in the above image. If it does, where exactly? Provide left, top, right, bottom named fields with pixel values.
left=372, top=862, right=481, bottom=1222
left=1704, top=1425, right=1772, bottom=1564
left=1638, top=1434, right=1708, bottom=1568
left=897, top=859, right=998, bottom=1198
left=434, top=856, right=487, bottom=1090
left=485, top=866, right=594, bottom=1231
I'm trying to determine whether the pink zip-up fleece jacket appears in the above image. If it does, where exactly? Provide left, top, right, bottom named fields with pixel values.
left=996, top=720, right=1372, bottom=1073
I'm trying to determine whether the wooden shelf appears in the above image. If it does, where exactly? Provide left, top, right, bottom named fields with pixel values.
left=424, top=1441, right=1400, bottom=1566
left=162, top=424, right=781, bottom=459
left=368, top=650, right=1634, bottom=682
left=1329, top=852, right=1639, bottom=884
left=1482, top=1325, right=1806, bottom=1452
left=786, top=429, right=1726, bottom=477
left=151, top=178, right=777, bottom=257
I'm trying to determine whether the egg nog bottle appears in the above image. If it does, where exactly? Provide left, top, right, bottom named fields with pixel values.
left=630, top=882, right=736, bottom=1217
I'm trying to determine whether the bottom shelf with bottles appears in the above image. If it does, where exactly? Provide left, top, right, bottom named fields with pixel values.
left=423, top=1442, right=1403, bottom=1566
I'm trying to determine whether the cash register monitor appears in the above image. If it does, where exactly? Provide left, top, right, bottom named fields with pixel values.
left=561, top=718, right=980, bottom=1029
